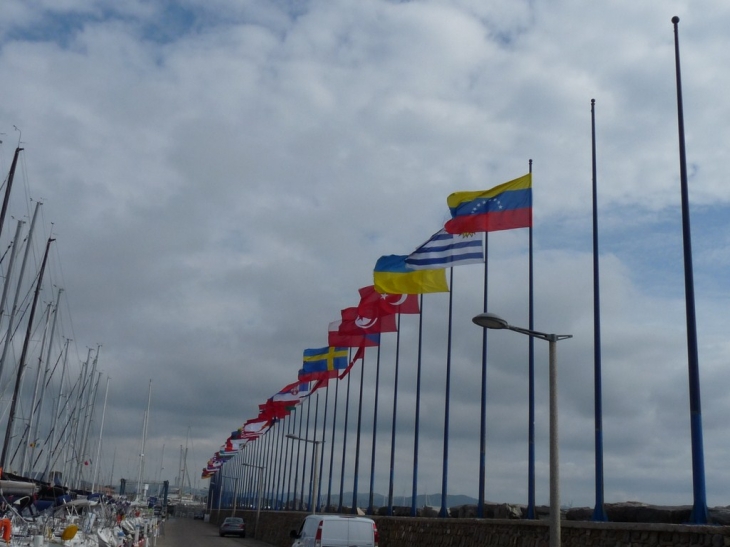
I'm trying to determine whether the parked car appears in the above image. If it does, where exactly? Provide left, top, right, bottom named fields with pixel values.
left=219, top=516, right=246, bottom=537
left=290, top=515, right=379, bottom=547
left=193, top=510, right=204, bottom=520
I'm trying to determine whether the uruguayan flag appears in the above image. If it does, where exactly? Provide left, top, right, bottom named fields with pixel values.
left=405, top=229, right=484, bottom=270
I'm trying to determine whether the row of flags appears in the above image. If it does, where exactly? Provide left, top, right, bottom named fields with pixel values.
left=202, top=173, right=532, bottom=478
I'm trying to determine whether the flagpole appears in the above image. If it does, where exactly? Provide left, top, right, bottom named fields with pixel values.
left=316, top=383, right=330, bottom=511
left=590, top=100, right=608, bottom=522
left=439, top=268, right=454, bottom=518
left=278, top=417, right=287, bottom=508
left=256, top=435, right=267, bottom=508
left=273, top=417, right=286, bottom=509
left=258, top=426, right=268, bottom=506
left=308, top=393, right=320, bottom=511
left=262, top=425, right=274, bottom=507
left=326, top=377, right=340, bottom=509
left=411, top=295, right=424, bottom=516
left=338, top=364, right=352, bottom=512
left=527, top=159, right=536, bottom=519
left=264, top=424, right=273, bottom=508
left=477, top=234, right=488, bottom=518
left=367, top=345, right=382, bottom=515
left=672, top=16, right=708, bottom=525
left=300, top=397, right=312, bottom=509
left=284, top=410, right=294, bottom=508
left=352, top=354, right=366, bottom=513
left=387, top=314, right=402, bottom=516
left=293, top=405, right=304, bottom=509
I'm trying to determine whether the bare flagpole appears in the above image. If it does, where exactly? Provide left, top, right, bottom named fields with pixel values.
left=671, top=16, right=707, bottom=524
left=590, top=100, right=608, bottom=521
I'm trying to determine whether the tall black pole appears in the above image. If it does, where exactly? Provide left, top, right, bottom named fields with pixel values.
left=438, top=269, right=454, bottom=518
left=316, top=383, right=330, bottom=511
left=527, top=161, right=536, bottom=519
left=367, top=345, right=381, bottom=515
left=285, top=409, right=296, bottom=508
left=326, top=379, right=339, bottom=509
left=671, top=16, right=707, bottom=525
left=273, top=417, right=285, bottom=508
left=411, top=297, right=424, bottom=516
left=386, top=315, right=401, bottom=515
left=477, top=236, right=488, bottom=518
left=0, top=147, right=23, bottom=242
left=308, top=394, right=320, bottom=511
left=351, top=356, right=365, bottom=513
left=0, top=237, right=55, bottom=470
left=338, top=369, right=352, bottom=512
left=293, top=403, right=304, bottom=509
left=590, top=100, right=608, bottom=521
left=299, top=397, right=312, bottom=509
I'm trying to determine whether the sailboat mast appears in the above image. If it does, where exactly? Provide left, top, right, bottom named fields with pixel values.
left=136, top=379, right=152, bottom=500
left=0, top=220, right=24, bottom=336
left=20, top=302, right=53, bottom=476
left=28, top=287, right=64, bottom=474
left=156, top=443, right=165, bottom=486
left=109, top=446, right=116, bottom=490
left=0, top=146, right=23, bottom=241
left=43, top=336, right=70, bottom=482
left=181, top=427, right=190, bottom=499
left=69, top=349, right=92, bottom=487
left=91, top=375, right=110, bottom=493
left=176, top=445, right=182, bottom=491
left=0, top=202, right=42, bottom=384
left=77, top=350, right=101, bottom=486
left=0, top=236, right=55, bottom=471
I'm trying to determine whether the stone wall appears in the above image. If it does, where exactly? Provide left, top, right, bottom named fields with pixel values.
left=208, top=509, right=730, bottom=547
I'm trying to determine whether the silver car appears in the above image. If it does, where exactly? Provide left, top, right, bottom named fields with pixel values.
left=219, top=516, right=246, bottom=537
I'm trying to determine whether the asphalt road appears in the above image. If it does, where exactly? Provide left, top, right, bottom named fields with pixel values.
left=155, top=517, right=276, bottom=547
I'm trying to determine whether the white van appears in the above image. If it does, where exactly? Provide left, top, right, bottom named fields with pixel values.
left=290, top=515, right=379, bottom=547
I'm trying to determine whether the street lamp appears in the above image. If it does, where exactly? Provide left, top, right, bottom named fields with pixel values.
left=241, top=463, right=265, bottom=538
left=472, top=312, right=572, bottom=547
left=287, top=434, right=322, bottom=514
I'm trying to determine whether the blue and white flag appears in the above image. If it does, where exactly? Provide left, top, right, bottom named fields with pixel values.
left=271, top=380, right=310, bottom=404
left=405, top=229, right=483, bottom=270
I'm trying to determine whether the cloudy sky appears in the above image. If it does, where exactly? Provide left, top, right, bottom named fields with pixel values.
left=1, top=0, right=730, bottom=510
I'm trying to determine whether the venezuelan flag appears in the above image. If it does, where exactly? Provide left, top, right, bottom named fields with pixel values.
left=445, top=173, right=532, bottom=234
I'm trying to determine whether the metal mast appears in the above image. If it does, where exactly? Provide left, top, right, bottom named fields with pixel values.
left=0, top=236, right=55, bottom=471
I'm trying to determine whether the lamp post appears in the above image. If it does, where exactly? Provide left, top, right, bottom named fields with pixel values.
left=241, top=463, right=265, bottom=538
left=472, top=312, right=572, bottom=547
left=287, top=434, right=322, bottom=514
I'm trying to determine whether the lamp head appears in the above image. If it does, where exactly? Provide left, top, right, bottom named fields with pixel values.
left=472, top=312, right=509, bottom=330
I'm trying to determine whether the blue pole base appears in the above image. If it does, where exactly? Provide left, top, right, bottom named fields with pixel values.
left=688, top=501, right=708, bottom=525
left=591, top=504, right=608, bottom=522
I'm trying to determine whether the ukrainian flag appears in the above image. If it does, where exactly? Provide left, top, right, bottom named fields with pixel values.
left=373, top=255, right=449, bottom=295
